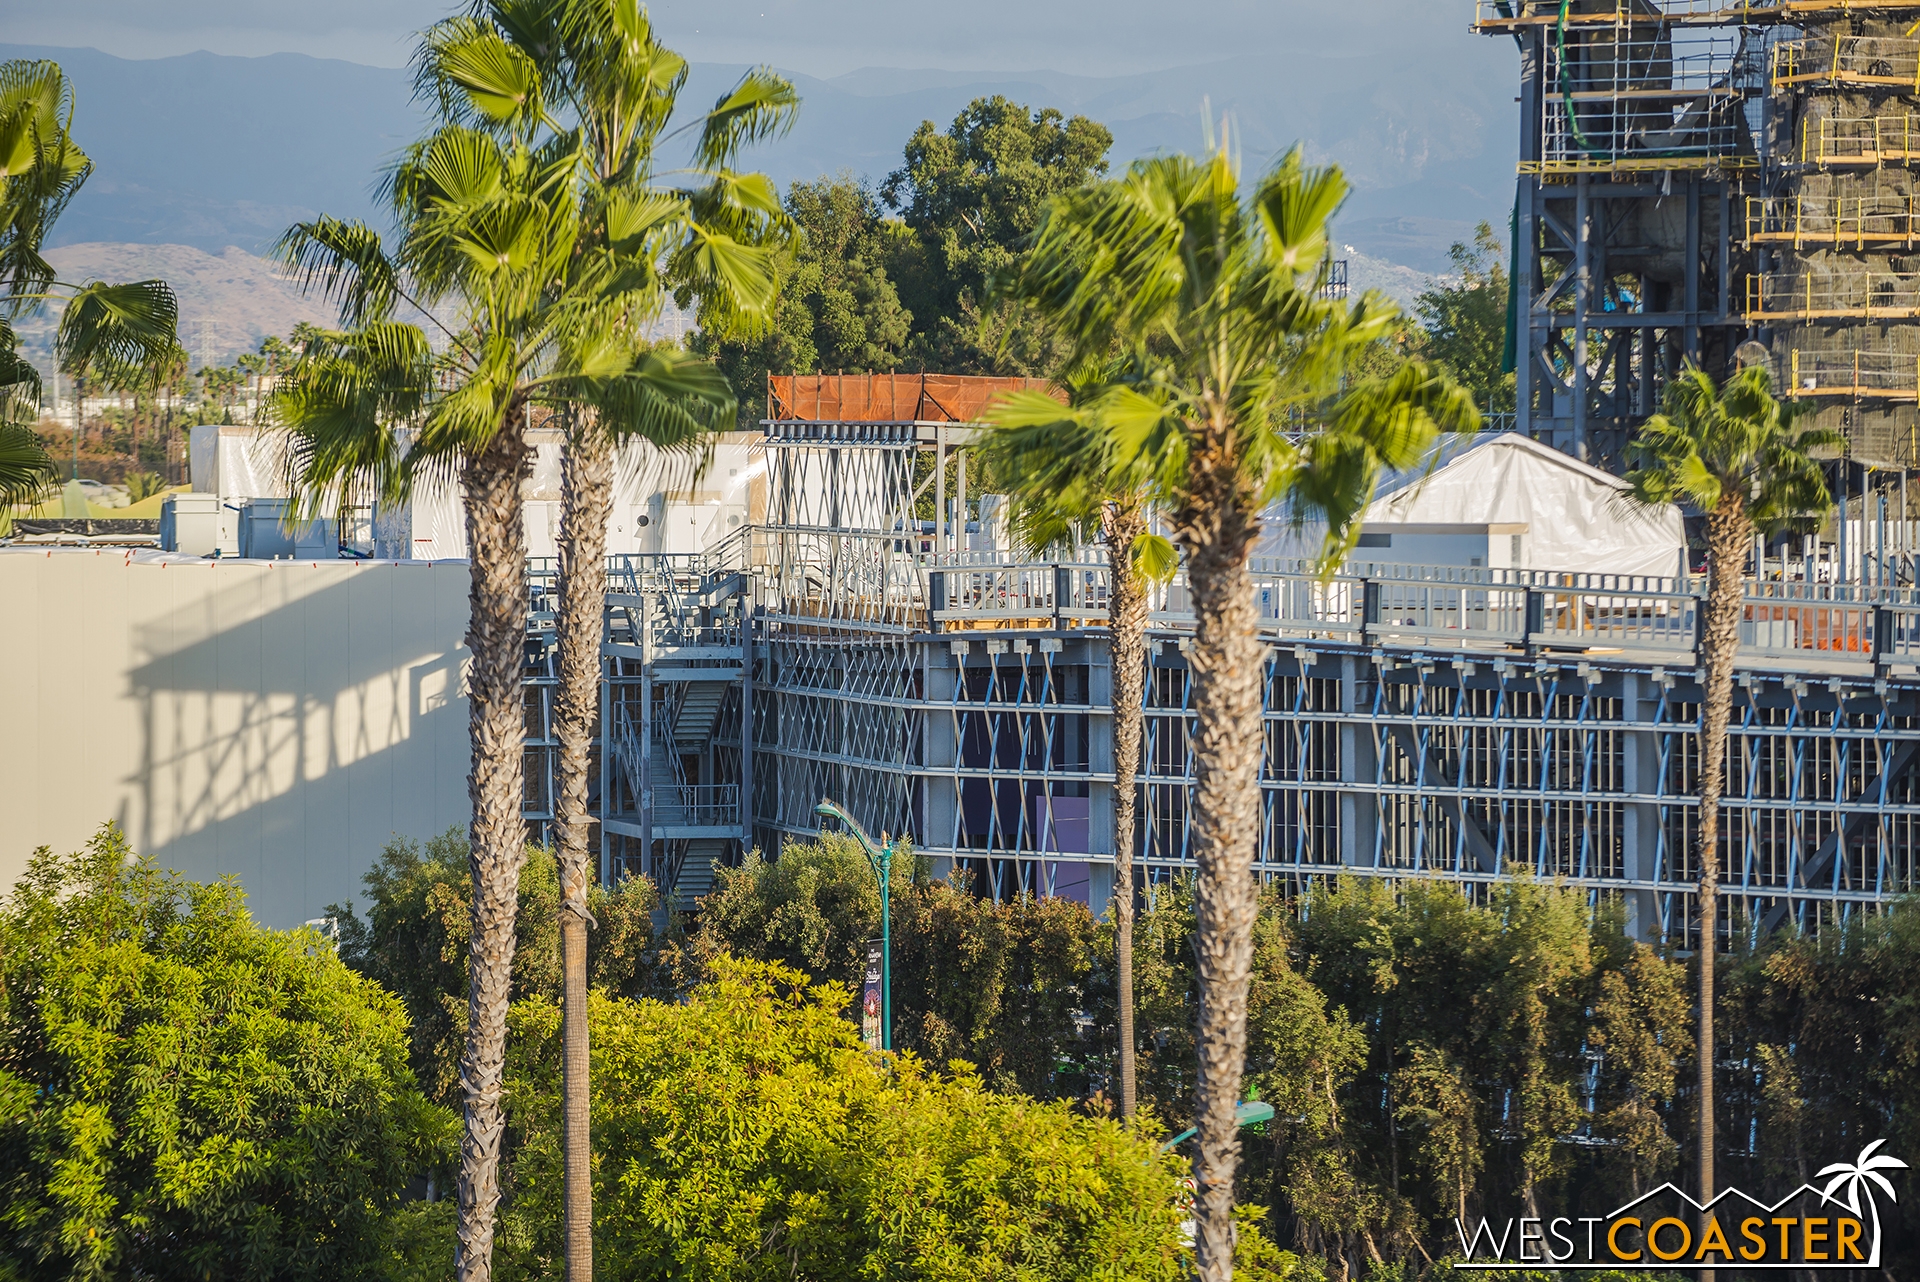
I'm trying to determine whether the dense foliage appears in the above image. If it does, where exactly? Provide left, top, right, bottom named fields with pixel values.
left=1411, top=221, right=1514, bottom=415
left=496, top=958, right=1238, bottom=1282
left=0, top=826, right=447, bottom=1282
left=694, top=94, right=1112, bottom=411
left=327, top=827, right=659, bottom=1105
left=665, top=839, right=1920, bottom=1281
left=882, top=96, right=1112, bottom=373
left=692, top=176, right=915, bottom=424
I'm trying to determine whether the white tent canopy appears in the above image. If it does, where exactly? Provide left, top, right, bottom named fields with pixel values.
left=1255, top=432, right=1688, bottom=580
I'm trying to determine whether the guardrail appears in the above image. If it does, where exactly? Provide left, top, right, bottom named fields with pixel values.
left=562, top=539, right=1920, bottom=670
left=654, top=784, right=740, bottom=828
left=919, top=559, right=1920, bottom=670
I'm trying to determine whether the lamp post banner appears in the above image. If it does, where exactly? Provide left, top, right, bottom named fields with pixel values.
left=859, top=939, right=883, bottom=1051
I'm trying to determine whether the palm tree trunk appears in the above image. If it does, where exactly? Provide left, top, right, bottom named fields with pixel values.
left=553, top=421, right=612, bottom=1282
left=1178, top=452, right=1265, bottom=1282
left=1695, top=493, right=1748, bottom=1282
left=455, top=407, right=532, bottom=1282
left=1104, top=499, right=1148, bottom=1123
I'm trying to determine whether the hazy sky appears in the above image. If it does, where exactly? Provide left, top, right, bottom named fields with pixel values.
left=3, top=0, right=1480, bottom=77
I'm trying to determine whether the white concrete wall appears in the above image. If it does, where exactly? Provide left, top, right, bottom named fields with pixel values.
left=0, top=551, right=472, bottom=928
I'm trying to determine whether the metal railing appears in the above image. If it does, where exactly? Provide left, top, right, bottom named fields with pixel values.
left=1801, top=113, right=1920, bottom=167
left=918, top=556, right=1920, bottom=669
left=570, top=534, right=1920, bottom=670
left=653, top=784, right=740, bottom=828
left=1476, top=1, right=1920, bottom=27
left=1780, top=349, right=1920, bottom=401
left=1747, top=270, right=1920, bottom=322
left=1774, top=36, right=1920, bottom=93
left=1746, top=192, right=1920, bottom=251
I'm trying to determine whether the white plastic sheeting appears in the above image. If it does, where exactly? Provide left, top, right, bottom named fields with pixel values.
left=189, top=425, right=290, bottom=500
left=1255, top=433, right=1688, bottom=580
left=180, top=426, right=766, bottom=562
left=372, top=431, right=765, bottom=561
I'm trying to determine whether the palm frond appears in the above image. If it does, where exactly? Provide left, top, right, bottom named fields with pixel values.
left=436, top=30, right=545, bottom=126
left=273, top=321, right=435, bottom=520
left=274, top=218, right=403, bottom=327
left=691, top=70, right=800, bottom=170
left=0, top=421, right=55, bottom=508
left=56, top=279, right=181, bottom=386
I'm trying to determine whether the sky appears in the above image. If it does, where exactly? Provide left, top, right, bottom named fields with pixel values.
left=1, top=0, right=1482, bottom=79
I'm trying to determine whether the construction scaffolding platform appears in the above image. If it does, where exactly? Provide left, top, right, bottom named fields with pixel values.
left=1746, top=189, right=1920, bottom=248
left=1475, top=1, right=1920, bottom=34
left=1798, top=113, right=1920, bottom=167
left=1483, top=0, right=1920, bottom=472
left=1773, top=34, right=1920, bottom=92
left=1779, top=347, right=1920, bottom=397
left=1747, top=268, right=1920, bottom=319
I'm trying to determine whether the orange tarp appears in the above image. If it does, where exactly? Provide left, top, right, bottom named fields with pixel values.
left=766, top=373, right=1059, bottom=424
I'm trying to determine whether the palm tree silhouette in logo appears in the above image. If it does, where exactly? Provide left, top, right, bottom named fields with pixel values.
left=1817, top=1140, right=1909, bottom=1254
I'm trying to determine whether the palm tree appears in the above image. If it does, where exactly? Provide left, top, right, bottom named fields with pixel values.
left=1622, top=362, right=1836, bottom=1250
left=272, top=78, right=759, bottom=1278
left=414, top=8, right=795, bottom=1276
left=979, top=363, right=1177, bottom=1123
left=997, top=141, right=1476, bottom=1279
left=2, top=58, right=182, bottom=506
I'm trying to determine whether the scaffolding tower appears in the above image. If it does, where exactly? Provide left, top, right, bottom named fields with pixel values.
left=1476, top=0, right=1920, bottom=473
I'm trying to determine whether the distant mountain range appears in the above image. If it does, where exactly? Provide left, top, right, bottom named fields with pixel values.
left=5, top=39, right=1514, bottom=362
left=5, top=41, right=1515, bottom=272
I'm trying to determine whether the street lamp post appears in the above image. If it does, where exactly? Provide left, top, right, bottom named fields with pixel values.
left=1158, top=1100, right=1276, bottom=1153
left=813, top=797, right=894, bottom=1051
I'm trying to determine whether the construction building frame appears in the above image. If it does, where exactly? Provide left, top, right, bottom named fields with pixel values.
left=512, top=375, right=1919, bottom=948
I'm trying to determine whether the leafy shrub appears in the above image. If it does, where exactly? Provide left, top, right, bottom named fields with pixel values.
left=0, top=824, right=450, bottom=1282
left=328, top=827, right=659, bottom=1104
left=503, top=957, right=1199, bottom=1282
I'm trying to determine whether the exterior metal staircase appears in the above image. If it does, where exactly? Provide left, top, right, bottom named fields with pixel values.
left=672, top=682, right=729, bottom=747
left=598, top=536, right=751, bottom=911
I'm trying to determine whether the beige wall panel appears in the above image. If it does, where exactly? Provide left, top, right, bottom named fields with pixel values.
left=0, top=553, right=473, bottom=928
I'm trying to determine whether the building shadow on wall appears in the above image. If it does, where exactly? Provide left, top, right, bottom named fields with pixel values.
left=122, top=564, right=470, bottom=928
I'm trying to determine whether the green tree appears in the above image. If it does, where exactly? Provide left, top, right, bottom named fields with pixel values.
left=1622, top=362, right=1836, bottom=1232
left=272, top=14, right=787, bottom=1266
left=695, top=174, right=914, bottom=422
left=1586, top=932, right=1690, bottom=1199
left=236, top=350, right=267, bottom=423
left=687, top=837, right=1109, bottom=1101
left=1413, top=221, right=1514, bottom=414
left=0, top=825, right=449, bottom=1282
left=508, top=957, right=1200, bottom=1282
left=327, top=827, right=660, bottom=1107
left=2, top=60, right=183, bottom=506
left=994, top=141, right=1476, bottom=1279
left=883, top=96, right=1112, bottom=372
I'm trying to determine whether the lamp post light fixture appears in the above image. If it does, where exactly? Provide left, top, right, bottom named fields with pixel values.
left=813, top=797, right=895, bottom=1051
left=1158, top=1101, right=1276, bottom=1154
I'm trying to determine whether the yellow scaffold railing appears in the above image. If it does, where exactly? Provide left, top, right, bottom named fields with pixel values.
left=1746, top=192, right=1920, bottom=249
left=1774, top=36, right=1920, bottom=93
left=1785, top=348, right=1920, bottom=400
left=1802, top=114, right=1920, bottom=167
left=1476, top=2, right=1920, bottom=33
left=1747, top=272, right=1920, bottom=321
